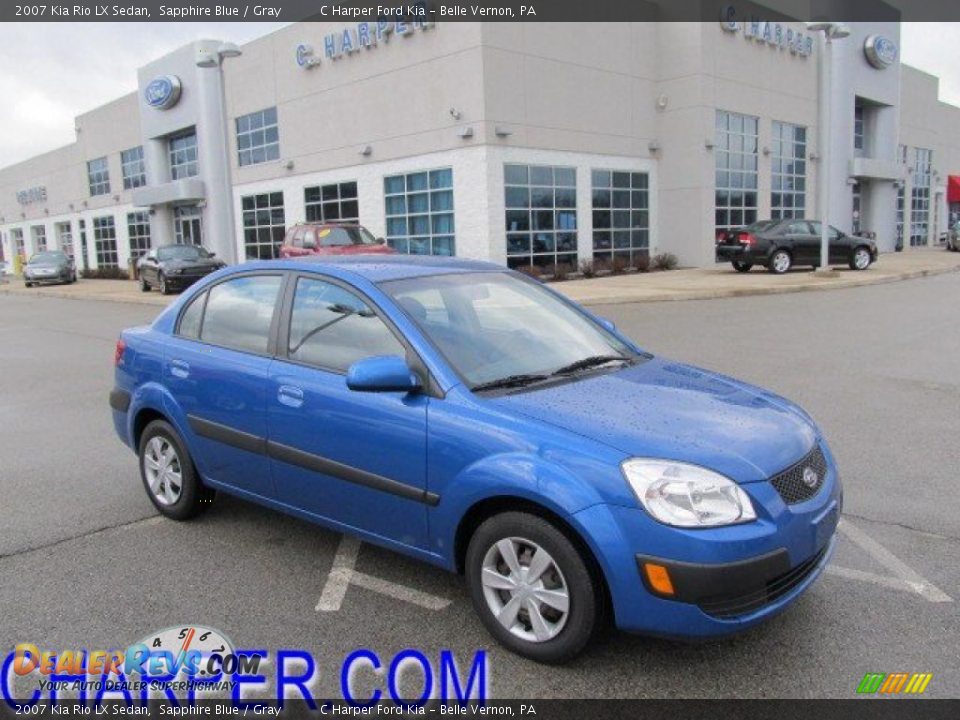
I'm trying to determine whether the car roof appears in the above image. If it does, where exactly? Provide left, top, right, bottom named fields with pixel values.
left=238, top=254, right=507, bottom=283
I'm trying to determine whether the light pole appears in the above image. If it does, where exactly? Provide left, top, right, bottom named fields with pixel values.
left=806, top=21, right=851, bottom=272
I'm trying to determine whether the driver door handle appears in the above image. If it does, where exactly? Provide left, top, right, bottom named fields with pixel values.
left=169, top=359, right=190, bottom=379
left=278, top=385, right=304, bottom=408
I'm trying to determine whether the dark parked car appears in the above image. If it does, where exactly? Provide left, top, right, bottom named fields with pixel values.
left=278, top=223, right=394, bottom=259
left=139, top=244, right=226, bottom=295
left=716, top=219, right=878, bottom=274
left=23, top=250, right=76, bottom=286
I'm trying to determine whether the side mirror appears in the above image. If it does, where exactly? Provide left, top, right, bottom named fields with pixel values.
left=346, top=356, right=421, bottom=393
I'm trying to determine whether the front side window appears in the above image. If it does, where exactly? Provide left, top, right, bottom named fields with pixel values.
left=88, top=157, right=110, bottom=196
left=591, top=170, right=648, bottom=267
left=305, top=181, right=359, bottom=223
left=715, top=111, right=759, bottom=232
left=236, top=107, right=280, bottom=167
left=127, top=212, right=151, bottom=259
left=31, top=225, right=47, bottom=252
left=384, top=168, right=454, bottom=256
left=169, top=131, right=198, bottom=180
left=504, top=164, right=577, bottom=270
left=771, top=121, right=806, bottom=220
left=93, top=216, right=118, bottom=268
left=121, top=146, right=146, bottom=190
left=200, top=275, right=283, bottom=354
left=384, top=272, right=635, bottom=388
left=241, top=192, right=286, bottom=260
left=287, top=277, right=404, bottom=372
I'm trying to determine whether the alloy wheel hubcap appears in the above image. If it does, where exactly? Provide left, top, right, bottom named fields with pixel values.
left=481, top=537, right=569, bottom=643
left=774, top=253, right=789, bottom=272
left=855, top=250, right=869, bottom=269
left=144, top=436, right=182, bottom=506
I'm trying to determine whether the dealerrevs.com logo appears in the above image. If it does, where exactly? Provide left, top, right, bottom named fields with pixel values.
left=856, top=672, right=933, bottom=695
left=2, top=625, right=488, bottom=708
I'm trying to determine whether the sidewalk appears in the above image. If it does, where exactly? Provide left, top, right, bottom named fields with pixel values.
left=1, top=249, right=958, bottom=308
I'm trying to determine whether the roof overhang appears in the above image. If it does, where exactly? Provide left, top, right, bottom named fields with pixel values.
left=848, top=157, right=906, bottom=182
left=132, top=178, right=206, bottom=207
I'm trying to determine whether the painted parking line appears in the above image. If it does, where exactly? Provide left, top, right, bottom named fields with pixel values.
left=316, top=535, right=452, bottom=612
left=827, top=519, right=952, bottom=603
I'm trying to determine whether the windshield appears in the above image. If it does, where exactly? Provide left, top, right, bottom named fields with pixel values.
left=157, top=245, right=210, bottom=261
left=318, top=226, right=378, bottom=247
left=382, top=272, right=639, bottom=389
left=28, top=252, right=66, bottom=265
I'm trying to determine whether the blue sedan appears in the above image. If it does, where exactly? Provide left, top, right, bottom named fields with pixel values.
left=109, top=256, right=840, bottom=663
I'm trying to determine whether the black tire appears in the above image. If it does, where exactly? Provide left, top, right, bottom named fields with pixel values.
left=24, top=282, right=33, bottom=288
left=465, top=512, right=600, bottom=664
left=159, top=273, right=171, bottom=295
left=767, top=249, right=792, bottom=274
left=731, top=260, right=753, bottom=273
left=140, top=275, right=151, bottom=292
left=138, top=419, right=214, bottom=521
left=849, top=245, right=872, bottom=271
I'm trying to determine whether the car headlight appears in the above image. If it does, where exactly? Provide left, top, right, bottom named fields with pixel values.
left=621, top=458, right=756, bottom=528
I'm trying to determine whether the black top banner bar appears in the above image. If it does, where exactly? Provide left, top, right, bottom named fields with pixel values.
left=6, top=0, right=960, bottom=23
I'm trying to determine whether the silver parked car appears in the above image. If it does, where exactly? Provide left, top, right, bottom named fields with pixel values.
left=23, top=251, right=77, bottom=287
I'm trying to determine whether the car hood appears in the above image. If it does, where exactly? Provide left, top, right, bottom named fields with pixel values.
left=160, top=258, right=221, bottom=270
left=488, top=357, right=818, bottom=484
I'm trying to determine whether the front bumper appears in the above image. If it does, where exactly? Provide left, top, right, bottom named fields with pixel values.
left=573, top=442, right=841, bottom=638
left=24, top=271, right=69, bottom=284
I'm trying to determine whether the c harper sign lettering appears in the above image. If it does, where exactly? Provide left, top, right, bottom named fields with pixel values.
left=720, top=5, right=814, bottom=57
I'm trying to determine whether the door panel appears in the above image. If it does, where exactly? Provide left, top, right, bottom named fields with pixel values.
left=784, top=220, right=817, bottom=266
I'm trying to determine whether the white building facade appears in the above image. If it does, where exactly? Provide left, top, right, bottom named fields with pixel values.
left=2, top=19, right=960, bottom=275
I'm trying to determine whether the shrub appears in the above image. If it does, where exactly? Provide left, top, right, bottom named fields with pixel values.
left=81, top=267, right=130, bottom=280
left=634, top=253, right=651, bottom=272
left=651, top=253, right=679, bottom=271
left=592, top=257, right=610, bottom=275
left=578, top=259, right=597, bottom=278
left=551, top=262, right=573, bottom=282
left=514, top=264, right=543, bottom=281
left=610, top=255, right=631, bottom=274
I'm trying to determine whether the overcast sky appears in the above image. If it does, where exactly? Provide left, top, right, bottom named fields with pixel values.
left=0, top=22, right=957, bottom=169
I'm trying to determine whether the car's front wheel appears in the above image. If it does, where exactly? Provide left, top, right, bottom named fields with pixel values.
left=849, top=246, right=872, bottom=271
left=768, top=249, right=792, bottom=274
left=731, top=260, right=753, bottom=273
left=138, top=419, right=214, bottom=521
left=466, top=512, right=600, bottom=664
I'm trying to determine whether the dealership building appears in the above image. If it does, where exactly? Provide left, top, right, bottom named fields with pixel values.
left=2, top=19, right=960, bottom=274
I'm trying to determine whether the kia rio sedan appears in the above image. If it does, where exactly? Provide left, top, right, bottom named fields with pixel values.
left=109, top=256, right=841, bottom=663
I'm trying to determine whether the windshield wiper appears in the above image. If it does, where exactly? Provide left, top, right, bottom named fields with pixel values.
left=470, top=373, right=551, bottom=393
left=550, top=354, right=631, bottom=377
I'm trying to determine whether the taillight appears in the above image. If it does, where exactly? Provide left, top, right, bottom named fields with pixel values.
left=737, top=232, right=756, bottom=246
left=114, top=339, right=126, bottom=367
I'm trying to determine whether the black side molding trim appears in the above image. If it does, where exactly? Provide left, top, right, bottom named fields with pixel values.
left=109, top=388, right=131, bottom=413
left=267, top=439, right=441, bottom=507
left=187, top=414, right=267, bottom=456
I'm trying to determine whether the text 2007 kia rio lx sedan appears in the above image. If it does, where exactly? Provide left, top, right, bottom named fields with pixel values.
left=109, top=256, right=841, bottom=663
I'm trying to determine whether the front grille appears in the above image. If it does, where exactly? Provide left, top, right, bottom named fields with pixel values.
left=699, top=547, right=826, bottom=619
left=770, top=445, right=827, bottom=505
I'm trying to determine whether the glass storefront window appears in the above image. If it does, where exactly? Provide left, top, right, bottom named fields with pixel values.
left=384, top=168, right=454, bottom=256
left=591, top=170, right=649, bottom=266
left=242, top=192, right=286, bottom=259
left=714, top=111, right=759, bottom=234
left=305, top=181, right=359, bottom=223
left=504, top=163, right=577, bottom=270
left=771, top=121, right=806, bottom=220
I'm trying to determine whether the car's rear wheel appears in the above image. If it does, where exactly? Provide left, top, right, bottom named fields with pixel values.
left=768, top=249, right=792, bottom=274
left=731, top=260, right=753, bottom=273
left=849, top=246, right=872, bottom=271
left=465, top=512, right=599, bottom=664
left=138, top=419, right=214, bottom=521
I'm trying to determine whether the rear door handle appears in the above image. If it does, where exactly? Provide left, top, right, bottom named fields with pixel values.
left=278, top=385, right=304, bottom=408
left=169, top=359, right=190, bottom=379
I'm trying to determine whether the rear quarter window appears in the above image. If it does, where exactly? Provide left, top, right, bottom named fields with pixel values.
left=176, top=291, right=206, bottom=339
left=199, top=275, right=283, bottom=354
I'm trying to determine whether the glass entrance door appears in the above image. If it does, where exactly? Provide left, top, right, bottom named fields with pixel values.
left=174, top=206, right=203, bottom=246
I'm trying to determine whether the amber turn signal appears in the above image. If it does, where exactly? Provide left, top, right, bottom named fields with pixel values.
left=643, top=562, right=675, bottom=596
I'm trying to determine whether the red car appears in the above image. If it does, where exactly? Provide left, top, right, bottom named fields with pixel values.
left=278, top=223, right=395, bottom=258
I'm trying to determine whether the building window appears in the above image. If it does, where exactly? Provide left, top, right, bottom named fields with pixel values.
left=715, top=111, right=759, bottom=233
left=504, top=164, right=577, bottom=270
left=911, top=147, right=933, bottom=247
left=169, top=131, right=198, bottom=180
left=127, top=212, right=151, bottom=259
left=241, top=192, right=286, bottom=260
left=31, top=225, right=47, bottom=253
left=11, top=229, right=24, bottom=257
left=305, top=181, right=359, bottom=223
left=121, top=146, right=146, bottom=189
left=55, top=222, right=73, bottom=259
left=384, top=168, right=455, bottom=256
left=87, top=156, right=110, bottom=196
left=771, top=121, right=807, bottom=220
left=93, top=216, right=118, bottom=268
left=591, top=170, right=648, bottom=266
left=236, top=107, right=280, bottom=167
left=854, top=103, right=865, bottom=155
left=896, top=144, right=907, bottom=248
left=851, top=182, right=862, bottom=235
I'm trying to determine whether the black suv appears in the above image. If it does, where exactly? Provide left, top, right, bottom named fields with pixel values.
left=716, top=219, right=878, bottom=274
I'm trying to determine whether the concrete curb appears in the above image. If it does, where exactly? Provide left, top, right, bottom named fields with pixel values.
left=0, top=284, right=169, bottom=307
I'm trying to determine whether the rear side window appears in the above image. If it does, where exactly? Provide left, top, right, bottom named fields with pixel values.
left=287, top=277, right=404, bottom=372
left=200, top=275, right=283, bottom=354
left=177, top=292, right=206, bottom=339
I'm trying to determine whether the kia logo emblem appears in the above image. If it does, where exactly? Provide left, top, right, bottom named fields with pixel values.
left=802, top=467, right=819, bottom=488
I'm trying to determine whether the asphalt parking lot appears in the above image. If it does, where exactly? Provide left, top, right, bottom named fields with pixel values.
left=1, top=273, right=958, bottom=700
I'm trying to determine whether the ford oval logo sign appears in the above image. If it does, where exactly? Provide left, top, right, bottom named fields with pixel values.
left=144, top=75, right=182, bottom=110
left=864, top=35, right=898, bottom=69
